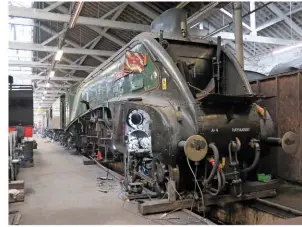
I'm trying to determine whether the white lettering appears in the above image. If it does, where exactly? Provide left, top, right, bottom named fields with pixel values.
left=232, top=128, right=250, bottom=132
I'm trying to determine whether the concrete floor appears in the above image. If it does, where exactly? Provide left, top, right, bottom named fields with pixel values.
left=9, top=137, right=156, bottom=225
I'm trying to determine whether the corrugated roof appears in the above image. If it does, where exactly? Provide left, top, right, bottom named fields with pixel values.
left=9, top=1, right=302, bottom=107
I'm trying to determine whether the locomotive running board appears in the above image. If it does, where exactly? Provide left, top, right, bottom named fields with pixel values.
left=138, top=189, right=277, bottom=215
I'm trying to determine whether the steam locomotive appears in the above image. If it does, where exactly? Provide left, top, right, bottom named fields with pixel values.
left=64, top=9, right=299, bottom=201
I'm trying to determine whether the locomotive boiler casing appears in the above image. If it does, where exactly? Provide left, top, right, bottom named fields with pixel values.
left=65, top=20, right=288, bottom=198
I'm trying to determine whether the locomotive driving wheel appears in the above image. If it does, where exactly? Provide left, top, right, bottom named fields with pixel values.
left=152, top=158, right=169, bottom=196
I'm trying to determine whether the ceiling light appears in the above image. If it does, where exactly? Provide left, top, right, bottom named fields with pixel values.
left=220, top=8, right=232, bottom=17
left=55, top=50, right=63, bottom=61
left=49, top=70, right=55, bottom=78
left=43, top=90, right=47, bottom=94
left=42, top=96, right=45, bottom=100
left=46, top=82, right=50, bottom=87
left=272, top=42, right=302, bottom=55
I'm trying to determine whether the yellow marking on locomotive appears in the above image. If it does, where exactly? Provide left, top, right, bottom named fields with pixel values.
left=162, top=78, right=167, bottom=90
left=221, top=157, right=226, bottom=168
left=256, top=104, right=265, bottom=117
left=199, top=115, right=220, bottom=121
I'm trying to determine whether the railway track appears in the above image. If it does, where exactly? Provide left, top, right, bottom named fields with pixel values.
left=251, top=198, right=302, bottom=219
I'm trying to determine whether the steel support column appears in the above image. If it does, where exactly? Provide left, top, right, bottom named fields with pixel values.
left=233, top=2, right=244, bottom=68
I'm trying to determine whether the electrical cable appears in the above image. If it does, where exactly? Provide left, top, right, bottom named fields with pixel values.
left=186, top=157, right=205, bottom=217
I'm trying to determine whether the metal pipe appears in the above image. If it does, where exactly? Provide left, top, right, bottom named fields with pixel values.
left=89, top=155, right=122, bottom=181
left=233, top=2, right=244, bottom=67
left=265, top=137, right=282, bottom=146
left=201, top=2, right=271, bottom=39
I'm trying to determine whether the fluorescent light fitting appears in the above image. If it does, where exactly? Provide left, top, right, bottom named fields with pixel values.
left=46, top=83, right=50, bottom=87
left=272, top=42, right=302, bottom=55
left=220, top=8, right=232, bottom=17
left=190, top=22, right=200, bottom=29
left=42, top=96, right=45, bottom=100
left=49, top=70, right=55, bottom=78
left=43, top=90, right=47, bottom=94
left=55, top=50, right=63, bottom=61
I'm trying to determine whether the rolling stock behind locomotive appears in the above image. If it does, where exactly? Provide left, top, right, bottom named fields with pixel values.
left=64, top=9, right=299, bottom=201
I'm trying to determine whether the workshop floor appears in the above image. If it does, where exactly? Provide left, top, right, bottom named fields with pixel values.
left=9, top=136, right=155, bottom=225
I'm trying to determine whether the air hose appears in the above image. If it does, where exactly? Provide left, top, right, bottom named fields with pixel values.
left=241, top=141, right=260, bottom=173
left=209, top=171, right=222, bottom=196
left=208, top=168, right=226, bottom=196
left=203, top=143, right=220, bottom=186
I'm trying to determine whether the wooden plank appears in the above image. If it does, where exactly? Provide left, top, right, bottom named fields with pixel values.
left=9, top=180, right=24, bottom=190
left=138, top=198, right=194, bottom=215
left=138, top=190, right=277, bottom=215
left=241, top=179, right=281, bottom=193
left=83, top=156, right=96, bottom=165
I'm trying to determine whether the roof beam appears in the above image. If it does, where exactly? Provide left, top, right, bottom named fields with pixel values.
left=266, top=4, right=302, bottom=36
left=42, top=2, right=64, bottom=12
left=40, top=28, right=67, bottom=46
left=219, top=8, right=252, bottom=31
left=9, top=74, right=83, bottom=81
left=9, top=60, right=95, bottom=71
left=188, top=2, right=220, bottom=27
left=35, top=89, right=65, bottom=93
left=255, top=6, right=302, bottom=32
left=39, top=25, right=106, bottom=63
left=9, top=41, right=115, bottom=56
left=9, top=6, right=150, bottom=32
left=128, top=2, right=159, bottom=20
left=47, top=3, right=128, bottom=47
left=38, top=84, right=68, bottom=89
left=68, top=3, right=128, bottom=78
left=213, top=32, right=302, bottom=45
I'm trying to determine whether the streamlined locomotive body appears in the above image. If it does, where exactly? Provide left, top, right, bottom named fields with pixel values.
left=65, top=9, right=298, bottom=200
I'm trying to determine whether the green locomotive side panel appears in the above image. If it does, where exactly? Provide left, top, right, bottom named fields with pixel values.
left=115, top=43, right=159, bottom=96
left=69, top=42, right=159, bottom=123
